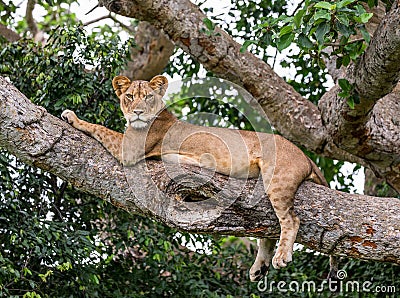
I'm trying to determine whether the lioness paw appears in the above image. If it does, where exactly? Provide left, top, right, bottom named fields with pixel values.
left=61, top=110, right=78, bottom=125
left=272, top=248, right=292, bottom=269
left=249, top=260, right=270, bottom=282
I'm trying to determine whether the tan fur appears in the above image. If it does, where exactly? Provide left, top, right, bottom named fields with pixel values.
left=61, top=75, right=328, bottom=281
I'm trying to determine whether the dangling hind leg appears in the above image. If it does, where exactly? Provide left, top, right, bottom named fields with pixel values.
left=249, top=238, right=277, bottom=281
left=259, top=160, right=302, bottom=270
left=269, top=201, right=300, bottom=269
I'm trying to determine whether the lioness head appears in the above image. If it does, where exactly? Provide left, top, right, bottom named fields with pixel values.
left=112, top=75, right=168, bottom=129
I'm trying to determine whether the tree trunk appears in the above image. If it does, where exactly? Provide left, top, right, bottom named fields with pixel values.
left=1, top=76, right=399, bottom=265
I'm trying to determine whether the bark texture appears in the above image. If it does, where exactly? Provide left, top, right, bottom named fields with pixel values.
left=122, top=21, right=175, bottom=81
left=98, top=0, right=400, bottom=191
left=0, top=24, right=20, bottom=42
left=1, top=77, right=400, bottom=265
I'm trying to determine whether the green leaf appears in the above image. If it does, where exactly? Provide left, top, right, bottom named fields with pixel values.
left=277, top=33, right=295, bottom=51
left=336, top=22, right=354, bottom=38
left=315, top=22, right=330, bottom=44
left=355, top=4, right=367, bottom=14
left=360, top=26, right=371, bottom=43
left=314, top=10, right=331, bottom=21
left=202, top=18, right=215, bottom=31
left=293, top=9, right=305, bottom=28
left=260, top=31, right=273, bottom=46
left=337, top=0, right=356, bottom=9
left=359, top=12, right=374, bottom=23
left=347, top=97, right=355, bottom=109
left=23, top=267, right=32, bottom=276
left=315, top=2, right=335, bottom=10
left=338, top=78, right=352, bottom=92
left=279, top=25, right=293, bottom=37
left=336, top=13, right=350, bottom=26
left=240, top=40, right=257, bottom=53
left=298, top=33, right=314, bottom=49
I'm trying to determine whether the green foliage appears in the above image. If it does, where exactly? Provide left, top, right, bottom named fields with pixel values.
left=200, top=18, right=220, bottom=37
left=0, top=26, right=132, bottom=130
left=250, top=0, right=374, bottom=68
left=0, top=0, right=17, bottom=26
left=338, top=78, right=361, bottom=108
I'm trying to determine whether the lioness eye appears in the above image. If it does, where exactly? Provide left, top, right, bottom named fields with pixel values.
left=145, top=94, right=154, bottom=101
left=125, top=94, right=134, bottom=101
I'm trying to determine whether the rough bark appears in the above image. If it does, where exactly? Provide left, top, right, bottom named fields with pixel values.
left=97, top=0, right=400, bottom=191
left=351, top=2, right=400, bottom=102
left=122, top=21, right=175, bottom=81
left=319, top=1, right=400, bottom=190
left=1, top=77, right=400, bottom=265
left=320, top=1, right=400, bottom=134
left=0, top=24, right=20, bottom=42
left=319, top=88, right=400, bottom=190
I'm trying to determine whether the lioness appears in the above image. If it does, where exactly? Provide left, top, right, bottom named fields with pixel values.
left=62, top=75, right=330, bottom=281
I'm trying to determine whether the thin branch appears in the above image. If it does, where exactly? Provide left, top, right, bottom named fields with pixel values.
left=85, top=4, right=100, bottom=15
left=82, top=11, right=135, bottom=33
left=26, top=0, right=38, bottom=37
left=289, top=0, right=306, bottom=17
left=325, top=38, right=365, bottom=47
left=83, top=14, right=112, bottom=27
left=109, top=14, right=135, bottom=33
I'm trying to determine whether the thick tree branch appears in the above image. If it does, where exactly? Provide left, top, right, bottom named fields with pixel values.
left=352, top=1, right=400, bottom=101
left=320, top=1, right=400, bottom=126
left=318, top=1, right=400, bottom=190
left=1, top=77, right=400, bottom=265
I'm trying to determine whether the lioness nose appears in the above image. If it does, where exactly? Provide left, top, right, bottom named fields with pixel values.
left=133, top=109, right=144, bottom=115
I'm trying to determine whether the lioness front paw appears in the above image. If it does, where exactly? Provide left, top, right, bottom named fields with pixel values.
left=249, top=260, right=270, bottom=282
left=61, top=110, right=78, bottom=126
left=272, top=248, right=292, bottom=269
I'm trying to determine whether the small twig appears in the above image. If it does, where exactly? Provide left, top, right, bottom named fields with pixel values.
left=326, top=38, right=365, bottom=47
left=83, top=14, right=111, bottom=26
left=85, top=4, right=99, bottom=15
left=289, top=0, right=306, bottom=17
left=272, top=48, right=278, bottom=70
left=109, top=14, right=135, bottom=33
left=83, top=12, right=135, bottom=33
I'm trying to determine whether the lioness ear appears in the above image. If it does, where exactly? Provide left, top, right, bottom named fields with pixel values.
left=112, top=76, right=131, bottom=97
left=149, top=75, right=168, bottom=96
